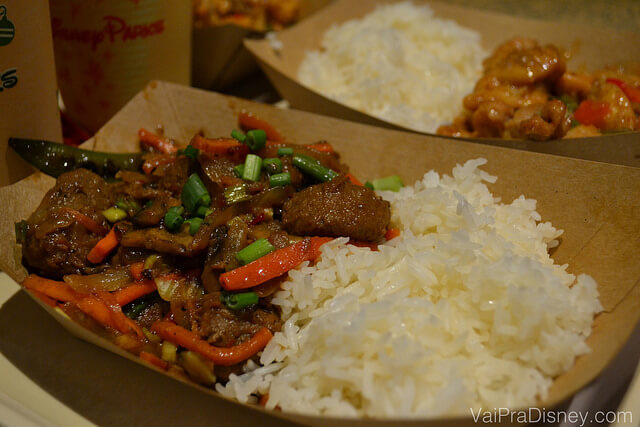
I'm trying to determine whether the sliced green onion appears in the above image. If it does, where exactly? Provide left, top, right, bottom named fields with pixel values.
left=185, top=217, right=203, bottom=235
left=180, top=145, right=199, bottom=159
left=224, top=183, right=252, bottom=205
left=143, top=200, right=153, bottom=209
left=15, top=220, right=27, bottom=244
left=116, top=198, right=140, bottom=213
left=102, top=207, right=128, bottom=223
left=231, top=129, right=246, bottom=143
left=364, top=181, right=374, bottom=190
left=222, top=291, right=259, bottom=310
left=196, top=206, right=213, bottom=218
left=235, top=238, right=275, bottom=265
left=277, top=147, right=294, bottom=156
left=292, top=154, right=338, bottom=182
left=263, top=157, right=283, bottom=174
left=124, top=298, right=153, bottom=318
left=370, top=175, right=404, bottom=192
left=242, top=154, right=262, bottom=182
left=143, top=327, right=161, bottom=343
left=182, top=173, right=211, bottom=213
left=269, top=172, right=291, bottom=187
left=245, top=129, right=267, bottom=151
left=233, top=164, right=245, bottom=178
left=164, top=206, right=185, bottom=231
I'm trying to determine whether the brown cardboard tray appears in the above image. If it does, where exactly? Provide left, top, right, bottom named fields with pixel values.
left=0, top=81, right=639, bottom=426
left=244, top=0, right=640, bottom=167
left=191, top=0, right=332, bottom=90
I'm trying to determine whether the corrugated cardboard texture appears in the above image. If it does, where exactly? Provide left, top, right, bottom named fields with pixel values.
left=0, top=0, right=62, bottom=187
left=1, top=81, right=639, bottom=426
left=244, top=0, right=640, bottom=167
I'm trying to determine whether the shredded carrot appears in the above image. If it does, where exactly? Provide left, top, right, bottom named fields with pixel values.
left=129, top=262, right=145, bottom=281
left=76, top=295, right=113, bottom=327
left=87, top=227, right=119, bottom=264
left=28, top=289, right=58, bottom=307
left=114, top=280, right=157, bottom=306
left=191, top=135, right=250, bottom=162
left=346, top=173, right=363, bottom=186
left=151, top=321, right=273, bottom=366
left=142, top=156, right=176, bottom=175
left=23, top=275, right=78, bottom=302
left=306, top=142, right=334, bottom=154
left=219, top=237, right=332, bottom=291
left=385, top=228, right=401, bottom=241
left=138, top=128, right=178, bottom=154
left=238, top=111, right=284, bottom=142
left=96, top=291, right=144, bottom=338
left=62, top=208, right=107, bottom=235
left=140, top=351, right=168, bottom=370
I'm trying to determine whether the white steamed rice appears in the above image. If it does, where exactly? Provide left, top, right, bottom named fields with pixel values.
left=217, top=158, right=602, bottom=417
left=297, top=2, right=485, bottom=133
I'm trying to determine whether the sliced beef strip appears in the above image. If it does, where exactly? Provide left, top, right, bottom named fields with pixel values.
left=282, top=175, right=391, bottom=242
left=22, top=169, right=113, bottom=277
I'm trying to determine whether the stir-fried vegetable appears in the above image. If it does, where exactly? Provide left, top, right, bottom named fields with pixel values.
left=182, top=173, right=211, bottom=213
left=293, top=154, right=338, bottom=182
left=235, top=238, right=275, bottom=265
left=224, top=183, right=252, bottom=204
left=138, top=129, right=178, bottom=154
left=151, top=320, right=273, bottom=366
left=222, top=291, right=259, bottom=310
left=220, top=237, right=332, bottom=290
left=87, top=227, right=119, bottom=264
left=277, top=147, right=293, bottom=156
left=102, top=207, right=128, bottom=223
left=9, top=138, right=143, bottom=178
left=262, top=158, right=283, bottom=174
left=365, top=175, right=404, bottom=192
left=230, top=129, right=246, bottom=143
left=245, top=129, right=267, bottom=151
left=269, top=172, right=291, bottom=187
left=242, top=154, right=263, bottom=182
left=164, top=206, right=185, bottom=231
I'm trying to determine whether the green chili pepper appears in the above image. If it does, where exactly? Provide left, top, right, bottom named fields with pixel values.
left=9, top=138, right=143, bottom=178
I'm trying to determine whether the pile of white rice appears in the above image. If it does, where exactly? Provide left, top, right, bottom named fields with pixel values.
left=297, top=2, right=485, bottom=133
left=217, top=159, right=602, bottom=417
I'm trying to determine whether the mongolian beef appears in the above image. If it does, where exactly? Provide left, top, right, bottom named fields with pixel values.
left=193, top=0, right=300, bottom=31
left=437, top=37, right=640, bottom=140
left=13, top=112, right=392, bottom=387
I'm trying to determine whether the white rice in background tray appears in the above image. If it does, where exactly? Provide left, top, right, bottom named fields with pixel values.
left=297, top=2, right=485, bottom=133
left=218, top=158, right=602, bottom=417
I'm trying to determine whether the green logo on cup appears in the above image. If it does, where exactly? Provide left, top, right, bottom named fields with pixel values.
left=0, top=5, right=15, bottom=47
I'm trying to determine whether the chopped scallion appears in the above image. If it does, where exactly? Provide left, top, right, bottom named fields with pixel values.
left=242, top=154, right=262, bottom=182
left=196, top=206, right=213, bottom=218
left=233, top=164, right=245, bottom=178
left=182, top=173, right=211, bottom=213
left=231, top=129, right=246, bottom=143
left=116, top=198, right=140, bottom=213
left=370, top=175, right=404, bottom=192
left=262, top=158, right=283, bottom=174
left=235, top=238, right=275, bottom=265
left=245, top=129, right=267, bottom=151
left=164, top=206, right=184, bottom=231
left=277, top=147, right=294, bottom=156
left=222, top=291, right=259, bottom=310
left=124, top=297, right=153, bottom=319
left=224, top=184, right=252, bottom=205
left=269, top=172, right=291, bottom=187
left=180, top=145, right=199, bottom=159
left=292, top=154, right=338, bottom=182
left=102, top=207, right=128, bottom=223
left=185, top=217, right=203, bottom=235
